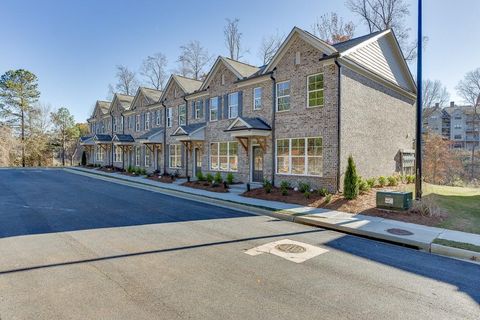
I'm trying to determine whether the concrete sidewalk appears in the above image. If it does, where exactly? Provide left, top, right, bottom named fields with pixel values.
left=67, top=167, right=480, bottom=262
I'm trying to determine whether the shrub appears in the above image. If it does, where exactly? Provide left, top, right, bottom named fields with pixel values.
left=263, top=179, right=273, bottom=193
left=406, top=175, right=415, bottom=184
left=226, top=173, right=234, bottom=185
left=387, top=175, right=398, bottom=186
left=366, top=178, right=376, bottom=188
left=358, top=178, right=370, bottom=193
left=206, top=173, right=214, bottom=183
left=304, top=191, right=311, bottom=199
left=378, top=176, right=387, bottom=187
left=214, top=172, right=223, bottom=184
left=343, top=155, right=359, bottom=200
left=410, top=197, right=442, bottom=217
left=134, top=167, right=141, bottom=175
left=140, top=168, right=147, bottom=176
left=196, top=170, right=205, bottom=181
left=280, top=181, right=290, bottom=196
left=318, top=187, right=329, bottom=197
left=324, top=194, right=332, bottom=204
left=81, top=152, right=87, bottom=166
left=298, top=182, right=311, bottom=194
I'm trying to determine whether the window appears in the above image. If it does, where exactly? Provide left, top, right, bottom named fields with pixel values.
left=210, top=142, right=238, bottom=171
left=113, top=117, right=117, bottom=132
left=276, top=137, right=323, bottom=176
left=145, top=112, right=150, bottom=130
left=135, top=115, right=140, bottom=132
left=128, top=116, right=133, bottom=130
left=156, top=110, right=161, bottom=125
left=135, top=146, right=141, bottom=166
left=455, top=115, right=462, bottom=120
left=276, top=81, right=290, bottom=112
left=95, top=146, right=104, bottom=161
left=194, top=100, right=203, bottom=119
left=454, top=134, right=462, bottom=140
left=178, top=104, right=186, bottom=126
left=253, top=87, right=262, bottom=110
left=169, top=144, right=182, bottom=168
left=114, top=145, right=122, bottom=162
left=144, top=146, right=151, bottom=166
left=167, top=108, right=173, bottom=127
left=454, top=124, right=462, bottom=129
left=210, top=97, right=218, bottom=121
left=307, top=73, right=324, bottom=108
left=120, top=116, right=124, bottom=131
left=228, top=92, right=238, bottom=119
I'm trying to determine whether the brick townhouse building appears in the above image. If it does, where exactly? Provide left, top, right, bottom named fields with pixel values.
left=81, top=26, right=417, bottom=192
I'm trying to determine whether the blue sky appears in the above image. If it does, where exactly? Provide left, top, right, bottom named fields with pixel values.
left=1, top=0, right=479, bottom=122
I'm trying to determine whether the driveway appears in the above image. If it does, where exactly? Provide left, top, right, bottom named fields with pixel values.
left=0, top=169, right=478, bottom=319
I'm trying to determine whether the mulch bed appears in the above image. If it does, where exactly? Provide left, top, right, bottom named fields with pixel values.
left=98, top=167, right=124, bottom=173
left=147, top=175, right=175, bottom=184
left=120, top=172, right=142, bottom=177
left=182, top=181, right=229, bottom=193
left=243, top=185, right=447, bottom=227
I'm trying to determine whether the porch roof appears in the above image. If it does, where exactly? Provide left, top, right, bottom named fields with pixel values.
left=137, top=127, right=164, bottom=144
left=172, top=122, right=206, bottom=141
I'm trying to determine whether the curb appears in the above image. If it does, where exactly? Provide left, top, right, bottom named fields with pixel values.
left=430, top=243, right=480, bottom=264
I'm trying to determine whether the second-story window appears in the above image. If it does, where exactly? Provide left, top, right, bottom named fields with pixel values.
left=210, top=97, right=218, bottom=121
left=194, top=100, right=203, bottom=119
left=113, top=117, right=117, bottom=132
left=307, top=73, right=324, bottom=108
left=135, top=115, right=140, bottom=132
left=156, top=110, right=161, bottom=126
left=167, top=108, right=173, bottom=127
left=178, top=104, right=186, bottom=126
left=228, top=92, right=238, bottom=119
left=253, top=87, right=262, bottom=110
left=276, top=81, right=290, bottom=112
left=145, top=112, right=150, bottom=130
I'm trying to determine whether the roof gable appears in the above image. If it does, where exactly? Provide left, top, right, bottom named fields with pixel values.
left=109, top=93, right=134, bottom=114
left=160, top=75, right=202, bottom=101
left=91, top=100, right=110, bottom=118
left=200, top=57, right=259, bottom=90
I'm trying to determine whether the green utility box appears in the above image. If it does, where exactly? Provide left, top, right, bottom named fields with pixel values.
left=376, top=191, right=413, bottom=210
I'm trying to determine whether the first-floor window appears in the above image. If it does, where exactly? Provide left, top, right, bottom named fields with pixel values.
left=169, top=144, right=182, bottom=168
left=276, top=137, right=323, bottom=176
left=144, top=146, right=151, bottom=167
left=96, top=146, right=105, bottom=161
left=135, top=146, right=141, bottom=166
left=210, top=142, right=238, bottom=171
left=114, top=145, right=122, bottom=162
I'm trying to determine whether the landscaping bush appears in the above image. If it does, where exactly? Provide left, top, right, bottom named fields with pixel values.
left=387, top=175, right=398, bottom=186
left=280, top=180, right=290, bottom=196
left=304, top=191, right=311, bottom=199
left=366, top=178, right=376, bottom=188
left=324, top=194, right=332, bottom=204
left=410, top=197, right=441, bottom=217
left=343, top=155, right=359, bottom=200
left=358, top=178, right=370, bottom=193
left=263, top=179, right=273, bottom=193
left=317, top=187, right=329, bottom=197
left=406, top=174, right=415, bottom=184
left=134, top=167, right=141, bottom=175
left=196, top=170, right=205, bottom=181
left=206, top=173, right=214, bottom=183
left=378, top=176, right=387, bottom=187
left=140, top=168, right=147, bottom=176
left=226, top=173, right=234, bottom=185
left=298, top=182, right=311, bottom=194
left=214, top=172, right=223, bottom=184
left=81, top=151, right=87, bottom=166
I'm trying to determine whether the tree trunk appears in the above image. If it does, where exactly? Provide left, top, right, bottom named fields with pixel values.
left=21, top=109, right=25, bottom=167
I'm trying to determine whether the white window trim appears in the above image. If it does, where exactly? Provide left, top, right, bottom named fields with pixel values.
left=135, top=146, right=141, bottom=166
left=307, top=73, right=324, bottom=108
left=169, top=144, right=182, bottom=168
left=178, top=104, right=186, bottom=126
left=167, top=108, right=173, bottom=128
left=275, top=137, right=323, bottom=177
left=113, top=117, right=117, bottom=132
left=228, top=92, right=238, bottom=119
left=114, top=145, right=123, bottom=162
left=194, top=101, right=202, bottom=119
left=209, top=97, right=218, bottom=121
left=276, top=80, right=290, bottom=112
left=253, top=87, right=262, bottom=110
left=145, top=112, right=150, bottom=130
left=156, top=110, right=161, bottom=126
left=209, top=141, right=238, bottom=172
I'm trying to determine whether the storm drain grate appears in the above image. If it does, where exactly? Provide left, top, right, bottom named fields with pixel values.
left=275, top=243, right=307, bottom=254
left=387, top=228, right=414, bottom=236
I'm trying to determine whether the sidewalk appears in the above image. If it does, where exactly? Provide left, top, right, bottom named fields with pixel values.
left=67, top=167, right=480, bottom=263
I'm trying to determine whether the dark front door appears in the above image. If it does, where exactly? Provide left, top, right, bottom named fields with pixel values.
left=252, top=146, right=264, bottom=182
left=194, top=148, right=202, bottom=176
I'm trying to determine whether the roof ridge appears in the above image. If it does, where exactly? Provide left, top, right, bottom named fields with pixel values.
left=174, top=74, right=202, bottom=82
left=222, top=56, right=259, bottom=69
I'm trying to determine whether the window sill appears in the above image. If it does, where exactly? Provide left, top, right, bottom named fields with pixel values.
left=275, top=173, right=323, bottom=178
left=307, top=105, right=324, bottom=109
left=276, top=109, right=291, bottom=113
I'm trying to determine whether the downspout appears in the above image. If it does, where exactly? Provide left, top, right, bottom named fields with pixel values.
left=334, top=60, right=342, bottom=193
left=110, top=113, right=114, bottom=167
left=183, top=96, right=189, bottom=179
left=270, top=68, right=277, bottom=186
left=161, top=99, right=168, bottom=175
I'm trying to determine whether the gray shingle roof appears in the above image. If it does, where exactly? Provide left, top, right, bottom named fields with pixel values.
left=172, top=122, right=206, bottom=136
left=173, top=75, right=202, bottom=94
left=80, top=135, right=93, bottom=142
left=137, top=127, right=164, bottom=140
left=141, top=87, right=163, bottom=103
left=115, top=94, right=135, bottom=110
left=94, top=134, right=112, bottom=142
left=333, top=30, right=384, bottom=52
left=97, top=101, right=111, bottom=114
left=225, top=117, right=271, bottom=131
left=113, top=134, right=135, bottom=143
left=223, top=57, right=260, bottom=78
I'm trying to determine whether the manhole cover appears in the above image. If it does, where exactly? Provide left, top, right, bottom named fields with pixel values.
left=275, top=243, right=307, bottom=254
left=387, top=228, right=414, bottom=236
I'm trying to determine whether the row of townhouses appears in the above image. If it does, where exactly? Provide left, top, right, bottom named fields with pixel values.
left=80, top=27, right=417, bottom=192
left=423, top=102, right=480, bottom=150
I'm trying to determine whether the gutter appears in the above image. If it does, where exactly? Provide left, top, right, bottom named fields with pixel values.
left=270, top=69, right=276, bottom=186
left=161, top=99, right=168, bottom=175
left=334, top=59, right=342, bottom=193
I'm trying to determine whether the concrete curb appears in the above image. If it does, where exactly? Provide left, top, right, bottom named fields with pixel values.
left=66, top=167, right=480, bottom=263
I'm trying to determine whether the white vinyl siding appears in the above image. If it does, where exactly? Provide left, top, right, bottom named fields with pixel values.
left=276, top=137, right=323, bottom=176
left=210, top=142, right=238, bottom=171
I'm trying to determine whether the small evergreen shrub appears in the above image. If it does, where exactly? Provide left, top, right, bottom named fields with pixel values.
left=343, top=155, right=359, bottom=200
left=387, top=175, right=398, bottom=186
left=214, top=172, right=223, bottom=184
left=134, top=167, right=141, bottom=175
left=304, top=191, right=311, bottom=199
left=226, top=173, right=234, bottom=185
left=206, top=173, right=214, bottom=183
left=366, top=178, right=376, bottom=188
left=196, top=170, right=205, bottom=181
left=280, top=181, right=290, bottom=196
left=318, top=187, right=329, bottom=197
left=263, top=179, right=273, bottom=193
left=140, top=168, right=147, bottom=176
left=298, top=182, right=311, bottom=194
left=378, top=176, right=387, bottom=187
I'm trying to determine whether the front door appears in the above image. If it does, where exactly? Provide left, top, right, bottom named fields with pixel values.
left=194, top=148, right=202, bottom=176
left=252, top=146, right=264, bottom=182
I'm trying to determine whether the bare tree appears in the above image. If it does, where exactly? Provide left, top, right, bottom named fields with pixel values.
left=140, top=53, right=168, bottom=90
left=0, top=125, right=18, bottom=166
left=177, top=40, right=212, bottom=80
left=224, top=18, right=247, bottom=60
left=258, top=31, right=285, bottom=65
left=346, top=0, right=420, bottom=61
left=312, top=12, right=355, bottom=44
left=422, top=79, right=450, bottom=108
left=112, top=65, right=139, bottom=96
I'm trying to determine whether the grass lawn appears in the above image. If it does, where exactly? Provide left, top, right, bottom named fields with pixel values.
left=407, top=183, right=480, bottom=234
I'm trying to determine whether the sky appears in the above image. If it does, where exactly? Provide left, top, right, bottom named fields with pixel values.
left=1, top=0, right=479, bottom=122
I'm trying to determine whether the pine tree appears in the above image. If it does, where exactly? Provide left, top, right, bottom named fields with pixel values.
left=344, top=155, right=359, bottom=200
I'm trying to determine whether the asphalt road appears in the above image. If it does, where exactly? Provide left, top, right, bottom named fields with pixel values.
left=0, top=168, right=478, bottom=320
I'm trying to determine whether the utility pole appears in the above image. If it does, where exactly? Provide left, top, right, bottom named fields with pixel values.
left=415, top=0, right=423, bottom=199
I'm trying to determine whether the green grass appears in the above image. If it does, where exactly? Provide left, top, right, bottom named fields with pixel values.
left=407, top=183, right=480, bottom=234
left=433, top=238, right=480, bottom=253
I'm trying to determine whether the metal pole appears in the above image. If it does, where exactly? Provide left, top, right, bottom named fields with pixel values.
left=415, top=0, right=423, bottom=199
